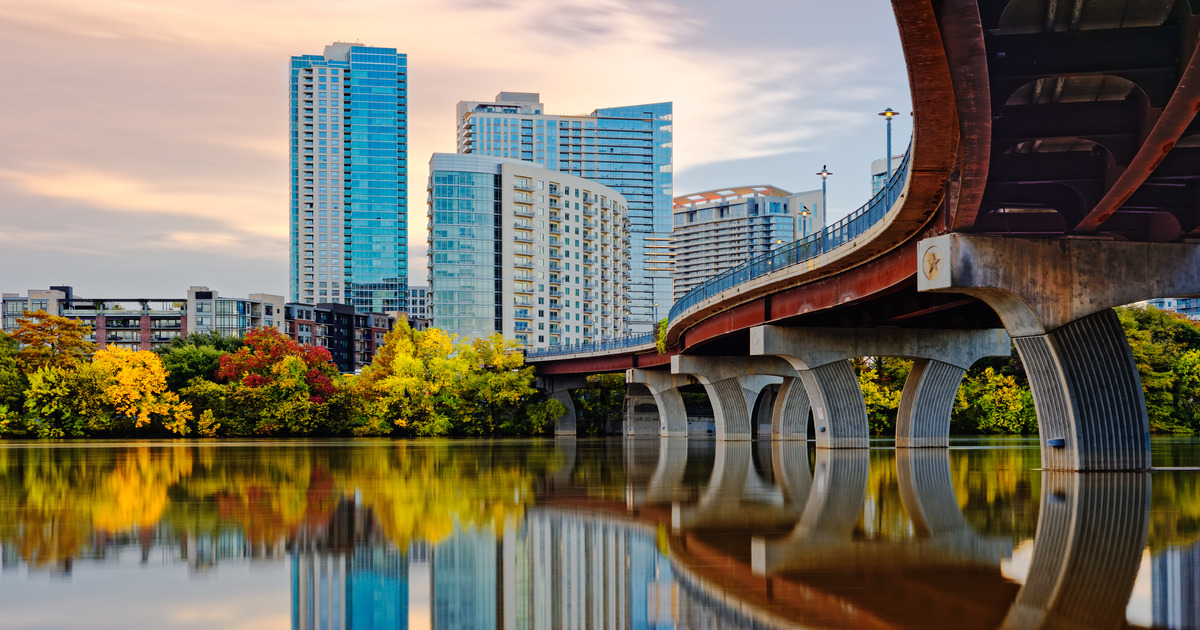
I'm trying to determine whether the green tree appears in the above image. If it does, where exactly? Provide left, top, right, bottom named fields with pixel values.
left=575, top=374, right=626, bottom=436
left=952, top=367, right=1037, bottom=434
left=156, top=331, right=245, bottom=391
left=0, top=331, right=26, bottom=410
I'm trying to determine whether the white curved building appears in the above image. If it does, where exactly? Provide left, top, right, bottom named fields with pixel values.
left=428, top=154, right=632, bottom=349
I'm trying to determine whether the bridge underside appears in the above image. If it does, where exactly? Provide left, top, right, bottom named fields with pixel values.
left=532, top=0, right=1200, bottom=471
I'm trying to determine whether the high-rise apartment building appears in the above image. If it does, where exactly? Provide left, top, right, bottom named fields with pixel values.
left=455, top=92, right=671, bottom=333
left=871, top=155, right=905, bottom=196
left=290, top=43, right=408, bottom=313
left=671, top=186, right=824, bottom=301
left=427, top=154, right=631, bottom=349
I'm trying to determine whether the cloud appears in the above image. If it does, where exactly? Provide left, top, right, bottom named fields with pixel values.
left=0, top=0, right=912, bottom=293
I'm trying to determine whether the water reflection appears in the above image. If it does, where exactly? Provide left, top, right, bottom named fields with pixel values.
left=0, top=438, right=1199, bottom=629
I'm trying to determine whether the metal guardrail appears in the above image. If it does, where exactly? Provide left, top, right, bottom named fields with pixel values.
left=525, top=332, right=655, bottom=359
left=527, top=140, right=913, bottom=360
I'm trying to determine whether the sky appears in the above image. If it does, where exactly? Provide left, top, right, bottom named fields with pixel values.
left=0, top=0, right=913, bottom=299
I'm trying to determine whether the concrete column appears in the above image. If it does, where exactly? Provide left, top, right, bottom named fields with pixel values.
left=670, top=356, right=791, bottom=441
left=919, top=234, right=1161, bottom=470
left=799, top=361, right=870, bottom=448
left=626, top=369, right=693, bottom=437
left=752, top=325, right=1010, bottom=449
left=895, top=359, right=967, bottom=448
left=1015, top=309, right=1150, bottom=471
left=771, top=377, right=811, bottom=441
left=537, top=375, right=588, bottom=438
left=1002, top=472, right=1149, bottom=630
left=621, top=384, right=660, bottom=436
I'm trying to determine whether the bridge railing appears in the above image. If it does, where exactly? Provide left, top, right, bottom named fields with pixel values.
left=527, top=140, right=912, bottom=360
left=668, top=141, right=913, bottom=322
left=525, top=332, right=655, bottom=359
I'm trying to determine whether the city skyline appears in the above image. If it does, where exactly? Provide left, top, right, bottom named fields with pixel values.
left=0, top=0, right=912, bottom=299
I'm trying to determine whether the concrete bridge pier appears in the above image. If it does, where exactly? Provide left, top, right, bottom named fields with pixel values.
left=916, top=233, right=1196, bottom=469
left=537, top=374, right=588, bottom=438
left=670, top=356, right=791, bottom=441
left=625, top=368, right=693, bottom=437
left=770, top=377, right=811, bottom=440
left=752, top=325, right=1010, bottom=448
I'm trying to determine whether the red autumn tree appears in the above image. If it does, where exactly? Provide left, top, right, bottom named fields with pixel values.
left=215, top=328, right=340, bottom=402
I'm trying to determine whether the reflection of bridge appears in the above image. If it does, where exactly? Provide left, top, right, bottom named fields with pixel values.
left=591, top=438, right=1152, bottom=629
left=532, top=0, right=1200, bottom=471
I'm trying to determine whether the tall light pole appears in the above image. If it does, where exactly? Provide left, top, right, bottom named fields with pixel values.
left=816, top=165, right=832, bottom=220
left=878, top=107, right=899, bottom=182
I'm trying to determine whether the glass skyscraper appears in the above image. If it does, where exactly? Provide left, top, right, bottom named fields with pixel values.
left=456, top=93, right=672, bottom=333
left=290, top=44, right=408, bottom=312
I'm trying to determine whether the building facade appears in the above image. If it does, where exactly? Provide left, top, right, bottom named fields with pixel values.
left=405, top=287, right=431, bottom=331
left=2, top=286, right=285, bottom=352
left=1147, top=298, right=1200, bottom=320
left=3, top=286, right=391, bottom=371
left=290, top=43, right=408, bottom=313
left=871, top=155, right=906, bottom=196
left=284, top=303, right=393, bottom=373
left=455, top=92, right=672, bottom=334
left=671, top=186, right=824, bottom=301
left=427, top=154, right=631, bottom=349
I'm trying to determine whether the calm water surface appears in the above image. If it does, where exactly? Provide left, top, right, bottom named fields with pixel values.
left=1, top=436, right=1200, bottom=629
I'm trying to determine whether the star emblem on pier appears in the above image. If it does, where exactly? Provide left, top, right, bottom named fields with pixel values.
left=922, top=247, right=941, bottom=281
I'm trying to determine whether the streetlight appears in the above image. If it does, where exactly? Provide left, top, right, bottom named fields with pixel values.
left=816, top=165, right=833, bottom=221
left=878, top=107, right=899, bottom=182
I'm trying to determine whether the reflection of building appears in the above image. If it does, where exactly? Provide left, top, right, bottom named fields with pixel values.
left=292, top=546, right=409, bottom=630
left=432, top=528, right=497, bottom=628
left=1154, top=543, right=1200, bottom=629
left=455, top=92, right=673, bottom=334
left=671, top=186, right=824, bottom=301
left=427, top=154, right=631, bottom=348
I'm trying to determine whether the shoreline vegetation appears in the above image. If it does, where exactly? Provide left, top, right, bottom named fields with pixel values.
left=1, top=305, right=1199, bottom=439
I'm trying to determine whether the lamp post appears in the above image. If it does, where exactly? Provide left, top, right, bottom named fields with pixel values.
left=878, top=107, right=899, bottom=182
left=816, top=165, right=832, bottom=220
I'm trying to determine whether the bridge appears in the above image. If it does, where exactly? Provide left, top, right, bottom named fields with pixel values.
left=530, top=0, right=1200, bottom=471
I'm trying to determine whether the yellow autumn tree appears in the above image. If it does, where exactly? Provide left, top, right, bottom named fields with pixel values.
left=92, top=345, right=193, bottom=435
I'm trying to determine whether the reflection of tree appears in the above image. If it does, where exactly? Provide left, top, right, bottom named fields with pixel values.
left=0, top=442, right=565, bottom=567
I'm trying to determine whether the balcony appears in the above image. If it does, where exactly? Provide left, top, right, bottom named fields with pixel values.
left=514, top=220, right=533, bottom=230
left=514, top=207, right=534, bottom=218
left=514, top=272, right=535, bottom=282
left=514, top=233, right=534, bottom=243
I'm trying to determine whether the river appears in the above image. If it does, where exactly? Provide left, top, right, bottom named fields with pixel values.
left=1, top=437, right=1199, bottom=629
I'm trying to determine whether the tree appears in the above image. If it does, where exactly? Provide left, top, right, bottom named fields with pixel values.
left=0, top=332, right=26, bottom=409
left=952, top=367, right=1037, bottom=434
left=12, top=311, right=93, bottom=373
left=575, top=374, right=626, bottom=435
left=156, top=330, right=246, bottom=391
left=92, top=346, right=193, bottom=435
left=216, top=327, right=339, bottom=402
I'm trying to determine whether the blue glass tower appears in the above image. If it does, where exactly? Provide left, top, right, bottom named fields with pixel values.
left=290, top=44, right=407, bottom=312
left=456, top=94, right=672, bottom=333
